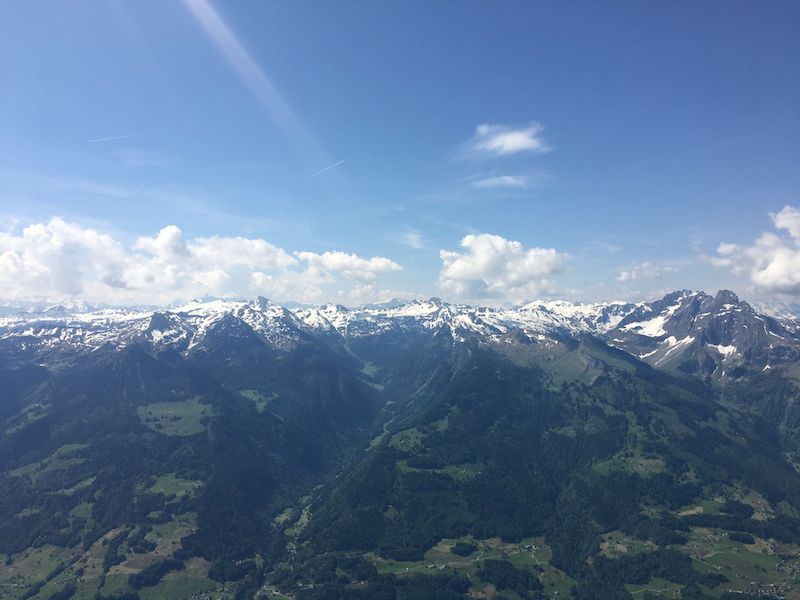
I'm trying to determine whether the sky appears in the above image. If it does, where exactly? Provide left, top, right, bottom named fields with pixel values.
left=0, top=1, right=799, bottom=307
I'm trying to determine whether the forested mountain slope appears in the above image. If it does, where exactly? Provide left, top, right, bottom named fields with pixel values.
left=1, top=291, right=800, bottom=599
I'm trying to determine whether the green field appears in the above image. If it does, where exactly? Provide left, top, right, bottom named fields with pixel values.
left=138, top=558, right=221, bottom=600
left=239, top=389, right=278, bottom=412
left=682, top=527, right=800, bottom=597
left=10, top=443, right=88, bottom=484
left=4, top=402, right=50, bottom=435
left=360, top=528, right=800, bottom=599
left=137, top=397, right=214, bottom=436
left=147, top=473, right=203, bottom=498
left=600, top=530, right=657, bottom=559
left=69, top=502, right=93, bottom=519
left=360, top=361, right=379, bottom=377
left=0, top=513, right=219, bottom=600
left=367, top=536, right=575, bottom=599
left=56, top=475, right=96, bottom=496
left=625, top=576, right=683, bottom=597
left=0, top=545, right=74, bottom=599
left=146, top=511, right=198, bottom=546
left=388, top=427, right=423, bottom=452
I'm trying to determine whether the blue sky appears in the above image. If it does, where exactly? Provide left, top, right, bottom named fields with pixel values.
left=1, top=1, right=799, bottom=306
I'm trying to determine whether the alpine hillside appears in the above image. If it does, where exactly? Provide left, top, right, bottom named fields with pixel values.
left=1, top=290, right=800, bottom=599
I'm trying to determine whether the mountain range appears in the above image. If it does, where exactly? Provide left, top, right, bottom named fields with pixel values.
left=2, top=290, right=800, bottom=599
left=3, top=289, right=798, bottom=374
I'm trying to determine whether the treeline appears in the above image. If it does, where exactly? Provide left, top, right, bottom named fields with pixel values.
left=572, top=549, right=727, bottom=599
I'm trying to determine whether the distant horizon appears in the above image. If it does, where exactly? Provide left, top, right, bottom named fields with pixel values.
left=0, top=287, right=794, bottom=317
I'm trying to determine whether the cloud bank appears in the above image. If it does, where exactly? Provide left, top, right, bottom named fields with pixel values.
left=0, top=218, right=402, bottom=305
left=712, top=205, right=800, bottom=295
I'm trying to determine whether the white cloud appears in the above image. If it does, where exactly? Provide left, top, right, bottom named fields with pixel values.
left=471, top=175, right=531, bottom=189
left=123, top=226, right=298, bottom=296
left=711, top=205, right=800, bottom=295
left=0, top=218, right=128, bottom=297
left=189, top=234, right=298, bottom=270
left=773, top=205, right=800, bottom=240
left=438, top=233, right=567, bottom=302
left=0, top=218, right=402, bottom=306
left=463, top=123, right=550, bottom=157
left=249, top=269, right=332, bottom=304
left=193, top=268, right=230, bottom=290
left=295, top=250, right=402, bottom=282
left=617, top=261, right=676, bottom=282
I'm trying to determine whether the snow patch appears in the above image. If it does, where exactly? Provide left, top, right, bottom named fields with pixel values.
left=623, top=315, right=667, bottom=337
left=707, top=343, right=737, bottom=358
left=654, top=336, right=695, bottom=366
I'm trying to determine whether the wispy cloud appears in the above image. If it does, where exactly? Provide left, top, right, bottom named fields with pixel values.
left=311, top=159, right=346, bottom=178
left=0, top=170, right=131, bottom=199
left=617, top=261, right=676, bottom=282
left=390, top=229, right=426, bottom=250
left=583, top=240, right=623, bottom=255
left=461, top=122, right=550, bottom=158
left=0, top=168, right=296, bottom=237
left=87, top=132, right=152, bottom=144
left=402, top=231, right=425, bottom=250
left=471, top=175, right=532, bottom=189
left=182, top=0, right=324, bottom=166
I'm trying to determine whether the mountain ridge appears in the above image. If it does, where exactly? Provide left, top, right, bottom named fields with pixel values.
left=2, top=289, right=797, bottom=383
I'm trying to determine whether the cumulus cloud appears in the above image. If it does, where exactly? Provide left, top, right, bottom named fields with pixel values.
left=438, top=233, right=567, bottom=302
left=295, top=250, right=401, bottom=282
left=0, top=218, right=128, bottom=298
left=617, top=261, right=676, bottom=283
left=249, top=268, right=333, bottom=303
left=123, top=226, right=299, bottom=296
left=0, top=218, right=402, bottom=305
left=774, top=205, right=800, bottom=240
left=463, top=123, right=550, bottom=158
left=711, top=205, right=800, bottom=295
left=471, top=175, right=531, bottom=189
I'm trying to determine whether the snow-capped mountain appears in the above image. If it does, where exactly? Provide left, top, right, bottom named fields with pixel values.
left=0, top=296, right=308, bottom=364
left=295, top=298, right=510, bottom=341
left=1, top=290, right=797, bottom=381
left=754, top=298, right=800, bottom=335
left=608, top=290, right=799, bottom=379
left=293, top=297, right=637, bottom=342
